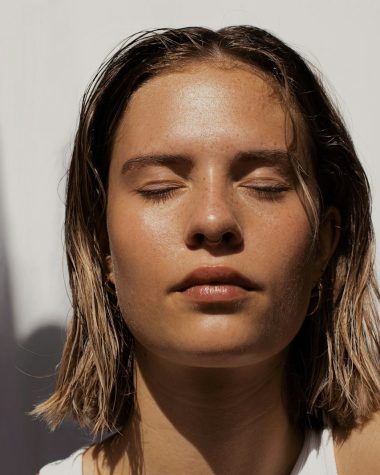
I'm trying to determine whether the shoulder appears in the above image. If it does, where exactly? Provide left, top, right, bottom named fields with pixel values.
left=334, top=411, right=380, bottom=475
left=81, top=434, right=124, bottom=474
left=38, top=447, right=87, bottom=475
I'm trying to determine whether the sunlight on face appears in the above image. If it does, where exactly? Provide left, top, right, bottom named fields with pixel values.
left=106, top=62, right=323, bottom=368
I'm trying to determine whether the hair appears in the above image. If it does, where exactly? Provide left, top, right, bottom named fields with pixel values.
left=33, top=25, right=380, bottom=436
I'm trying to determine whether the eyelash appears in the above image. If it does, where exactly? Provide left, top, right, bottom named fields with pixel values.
left=138, top=185, right=290, bottom=204
left=138, top=187, right=179, bottom=204
left=242, top=185, right=290, bottom=201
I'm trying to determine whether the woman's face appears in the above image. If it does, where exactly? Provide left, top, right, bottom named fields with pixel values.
left=107, top=62, right=332, bottom=368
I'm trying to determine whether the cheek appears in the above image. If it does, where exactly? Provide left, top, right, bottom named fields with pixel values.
left=107, top=205, right=182, bottom=299
left=250, top=197, right=314, bottom=270
left=260, top=219, right=313, bottom=282
left=251, top=209, right=315, bottom=334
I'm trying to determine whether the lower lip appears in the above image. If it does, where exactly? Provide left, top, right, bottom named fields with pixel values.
left=179, top=284, right=250, bottom=303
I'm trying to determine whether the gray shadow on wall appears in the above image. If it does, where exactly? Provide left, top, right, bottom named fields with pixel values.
left=16, top=324, right=95, bottom=474
left=0, top=135, right=26, bottom=474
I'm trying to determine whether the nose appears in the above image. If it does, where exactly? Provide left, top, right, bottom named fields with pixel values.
left=184, top=186, right=244, bottom=250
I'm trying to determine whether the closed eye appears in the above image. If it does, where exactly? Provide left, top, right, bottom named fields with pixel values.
left=241, top=184, right=291, bottom=201
left=137, top=186, right=182, bottom=204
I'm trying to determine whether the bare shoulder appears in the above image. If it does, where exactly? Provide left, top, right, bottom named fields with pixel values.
left=82, top=444, right=112, bottom=475
left=82, top=445, right=100, bottom=475
left=334, top=411, right=380, bottom=475
left=82, top=433, right=126, bottom=475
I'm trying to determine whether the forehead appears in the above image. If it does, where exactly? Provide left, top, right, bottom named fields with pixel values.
left=113, top=62, right=293, bottom=160
left=130, top=60, right=280, bottom=105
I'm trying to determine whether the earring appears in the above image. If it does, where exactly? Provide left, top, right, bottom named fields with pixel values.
left=104, top=274, right=116, bottom=295
left=307, top=280, right=323, bottom=316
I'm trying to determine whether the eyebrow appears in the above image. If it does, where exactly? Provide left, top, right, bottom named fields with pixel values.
left=232, top=149, right=290, bottom=167
left=120, top=149, right=290, bottom=174
left=121, top=154, right=193, bottom=174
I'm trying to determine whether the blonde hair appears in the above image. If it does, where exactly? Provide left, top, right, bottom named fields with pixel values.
left=33, top=26, right=380, bottom=435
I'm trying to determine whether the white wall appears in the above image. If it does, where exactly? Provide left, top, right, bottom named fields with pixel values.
left=1, top=0, right=379, bottom=339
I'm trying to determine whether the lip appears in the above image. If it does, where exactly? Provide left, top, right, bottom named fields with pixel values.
left=173, top=266, right=256, bottom=291
left=172, top=266, right=257, bottom=304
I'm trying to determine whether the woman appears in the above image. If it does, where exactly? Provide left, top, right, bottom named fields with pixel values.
left=36, top=26, right=380, bottom=474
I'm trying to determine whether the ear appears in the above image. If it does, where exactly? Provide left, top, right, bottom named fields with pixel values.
left=312, top=206, right=341, bottom=284
left=105, top=254, right=115, bottom=285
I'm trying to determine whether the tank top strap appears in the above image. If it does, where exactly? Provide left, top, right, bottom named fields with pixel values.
left=290, top=428, right=338, bottom=475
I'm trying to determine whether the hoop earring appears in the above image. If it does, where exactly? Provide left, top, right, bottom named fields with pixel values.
left=104, top=274, right=117, bottom=297
left=307, top=280, right=323, bottom=316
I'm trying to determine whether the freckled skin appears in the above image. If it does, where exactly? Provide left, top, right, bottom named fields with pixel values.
left=107, top=63, right=330, bottom=368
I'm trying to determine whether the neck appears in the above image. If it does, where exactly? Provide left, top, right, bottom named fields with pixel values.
left=101, top=346, right=303, bottom=475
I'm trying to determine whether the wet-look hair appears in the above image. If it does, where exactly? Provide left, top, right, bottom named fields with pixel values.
left=33, top=26, right=380, bottom=435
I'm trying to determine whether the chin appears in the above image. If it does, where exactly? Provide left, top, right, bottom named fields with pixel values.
left=148, top=329, right=288, bottom=369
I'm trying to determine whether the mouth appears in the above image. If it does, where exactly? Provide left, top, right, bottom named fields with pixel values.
left=172, top=266, right=257, bottom=304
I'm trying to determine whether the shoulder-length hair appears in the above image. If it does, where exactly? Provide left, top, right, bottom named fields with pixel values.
left=33, top=26, right=380, bottom=435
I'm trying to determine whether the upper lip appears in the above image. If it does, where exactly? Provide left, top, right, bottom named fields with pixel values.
left=172, top=266, right=256, bottom=291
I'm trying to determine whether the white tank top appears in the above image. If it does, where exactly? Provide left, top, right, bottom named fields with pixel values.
left=39, top=428, right=337, bottom=474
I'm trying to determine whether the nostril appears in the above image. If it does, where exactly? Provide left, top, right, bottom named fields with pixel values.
left=185, top=218, right=244, bottom=250
left=189, top=233, right=223, bottom=248
left=191, top=232, right=240, bottom=248
left=224, top=231, right=236, bottom=244
left=199, top=234, right=225, bottom=245
left=193, top=233, right=206, bottom=246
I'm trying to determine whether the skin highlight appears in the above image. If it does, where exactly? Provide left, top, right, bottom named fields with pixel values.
left=80, top=63, right=341, bottom=475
